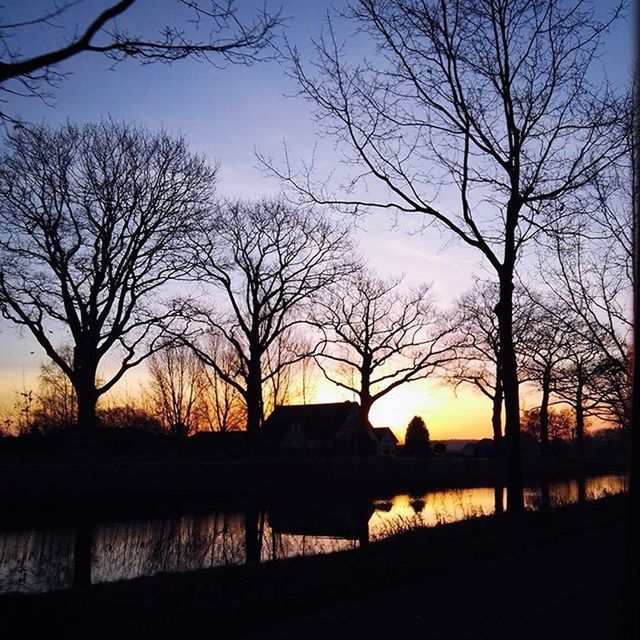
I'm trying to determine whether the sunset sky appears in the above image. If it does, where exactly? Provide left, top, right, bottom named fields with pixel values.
left=0, top=0, right=633, bottom=440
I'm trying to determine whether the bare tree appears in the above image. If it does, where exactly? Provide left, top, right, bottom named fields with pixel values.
left=314, top=271, right=457, bottom=426
left=263, top=0, right=625, bottom=510
left=527, top=223, right=630, bottom=438
left=0, top=1, right=281, bottom=122
left=535, top=151, right=633, bottom=429
left=32, top=346, right=78, bottom=431
left=185, top=199, right=353, bottom=437
left=0, top=120, right=216, bottom=428
left=263, top=329, right=315, bottom=416
left=447, top=279, right=532, bottom=449
left=552, top=334, right=603, bottom=454
left=522, top=406, right=575, bottom=446
left=519, top=294, right=573, bottom=456
left=200, top=334, right=246, bottom=432
left=147, top=345, right=207, bottom=436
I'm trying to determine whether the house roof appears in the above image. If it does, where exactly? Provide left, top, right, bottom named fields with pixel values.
left=261, top=401, right=361, bottom=443
left=372, top=427, right=398, bottom=443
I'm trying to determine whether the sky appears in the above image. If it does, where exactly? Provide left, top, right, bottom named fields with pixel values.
left=0, top=0, right=634, bottom=440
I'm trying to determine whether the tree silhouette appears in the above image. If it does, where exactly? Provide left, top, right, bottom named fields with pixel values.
left=404, top=416, right=430, bottom=457
left=522, top=407, right=574, bottom=446
left=265, top=0, right=626, bottom=511
left=552, top=321, right=611, bottom=455
left=147, top=345, right=207, bottom=436
left=31, top=347, right=78, bottom=432
left=535, top=128, right=633, bottom=429
left=0, top=120, right=216, bottom=427
left=185, top=199, right=353, bottom=436
left=447, top=279, right=532, bottom=450
left=519, top=294, right=573, bottom=456
left=199, top=335, right=246, bottom=432
left=0, top=1, right=281, bottom=123
left=314, top=271, right=457, bottom=426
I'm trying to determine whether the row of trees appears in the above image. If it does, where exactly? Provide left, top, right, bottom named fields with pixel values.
left=260, top=0, right=631, bottom=513
left=449, top=276, right=630, bottom=457
left=1, top=122, right=628, bottom=453
left=0, top=119, right=462, bottom=437
left=0, top=1, right=632, bottom=515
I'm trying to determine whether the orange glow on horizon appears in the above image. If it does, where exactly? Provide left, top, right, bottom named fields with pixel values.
left=0, top=364, right=515, bottom=441
left=312, top=377, right=495, bottom=442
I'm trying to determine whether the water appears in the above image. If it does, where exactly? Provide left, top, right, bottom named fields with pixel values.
left=0, top=474, right=627, bottom=594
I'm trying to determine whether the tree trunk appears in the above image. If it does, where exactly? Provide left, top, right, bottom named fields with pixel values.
left=75, top=387, right=99, bottom=429
left=540, top=481, right=551, bottom=512
left=539, top=367, right=551, bottom=457
left=577, top=476, right=586, bottom=504
left=73, top=345, right=100, bottom=428
left=356, top=392, right=374, bottom=457
left=244, top=506, right=261, bottom=564
left=494, top=485, right=504, bottom=515
left=575, top=381, right=585, bottom=456
left=245, top=352, right=263, bottom=436
left=356, top=358, right=374, bottom=457
left=360, top=356, right=373, bottom=425
left=359, top=390, right=373, bottom=427
left=496, top=272, right=524, bottom=513
left=491, top=376, right=503, bottom=450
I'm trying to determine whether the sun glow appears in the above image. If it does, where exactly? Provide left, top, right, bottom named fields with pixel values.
left=0, top=353, right=499, bottom=441
left=369, top=382, right=494, bottom=442
left=312, top=376, right=494, bottom=442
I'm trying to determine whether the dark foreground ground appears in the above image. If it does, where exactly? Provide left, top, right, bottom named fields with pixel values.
left=0, top=494, right=628, bottom=639
left=243, top=508, right=625, bottom=640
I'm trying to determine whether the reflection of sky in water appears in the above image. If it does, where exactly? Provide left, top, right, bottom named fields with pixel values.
left=370, top=487, right=497, bottom=538
left=0, top=474, right=628, bottom=594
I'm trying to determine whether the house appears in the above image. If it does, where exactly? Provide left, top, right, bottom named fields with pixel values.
left=371, top=427, right=398, bottom=457
left=260, top=401, right=369, bottom=455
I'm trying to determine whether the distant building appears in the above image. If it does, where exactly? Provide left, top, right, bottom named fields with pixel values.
left=261, top=401, right=369, bottom=455
left=460, top=438, right=496, bottom=458
left=371, top=427, right=398, bottom=457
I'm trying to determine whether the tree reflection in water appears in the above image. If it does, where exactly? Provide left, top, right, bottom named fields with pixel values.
left=0, top=473, right=627, bottom=594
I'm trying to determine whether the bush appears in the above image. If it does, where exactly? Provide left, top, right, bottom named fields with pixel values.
left=404, top=416, right=430, bottom=457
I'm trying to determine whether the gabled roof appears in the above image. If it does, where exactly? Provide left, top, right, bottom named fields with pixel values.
left=262, top=401, right=360, bottom=443
left=372, top=427, right=398, bottom=443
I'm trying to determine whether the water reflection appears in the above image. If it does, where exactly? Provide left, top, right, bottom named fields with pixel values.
left=0, top=473, right=627, bottom=594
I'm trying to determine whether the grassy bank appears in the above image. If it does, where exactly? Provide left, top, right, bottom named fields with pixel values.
left=0, top=494, right=627, bottom=639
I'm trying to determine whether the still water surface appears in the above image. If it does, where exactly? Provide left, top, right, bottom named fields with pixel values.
left=0, top=474, right=626, bottom=594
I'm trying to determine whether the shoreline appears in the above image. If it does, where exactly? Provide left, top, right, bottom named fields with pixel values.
left=0, top=456, right=626, bottom=529
left=0, top=494, right=628, bottom=638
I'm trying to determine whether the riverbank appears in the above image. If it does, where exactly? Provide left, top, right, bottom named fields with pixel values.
left=0, top=455, right=626, bottom=527
left=0, top=494, right=628, bottom=638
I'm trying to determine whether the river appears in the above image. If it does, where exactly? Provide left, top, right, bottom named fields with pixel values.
left=0, top=473, right=627, bottom=594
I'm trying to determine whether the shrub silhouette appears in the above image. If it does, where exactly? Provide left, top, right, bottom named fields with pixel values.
left=404, top=416, right=430, bottom=457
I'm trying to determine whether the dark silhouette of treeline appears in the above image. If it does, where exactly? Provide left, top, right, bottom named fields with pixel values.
left=0, top=1, right=632, bottom=520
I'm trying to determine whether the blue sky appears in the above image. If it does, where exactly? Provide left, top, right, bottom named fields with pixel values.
left=0, top=0, right=634, bottom=435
